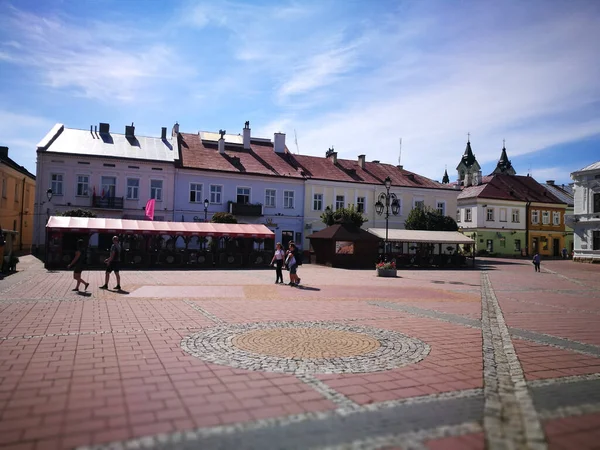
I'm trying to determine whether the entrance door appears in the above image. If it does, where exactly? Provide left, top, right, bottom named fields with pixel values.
left=532, top=237, right=539, bottom=254
left=553, top=238, right=560, bottom=257
left=281, top=230, right=293, bottom=249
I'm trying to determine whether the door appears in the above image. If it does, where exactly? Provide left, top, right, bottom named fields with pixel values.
left=281, top=230, right=293, bottom=249
left=553, top=238, right=560, bottom=257
left=532, top=237, right=539, bottom=254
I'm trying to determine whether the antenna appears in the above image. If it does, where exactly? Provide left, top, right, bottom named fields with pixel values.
left=398, top=138, right=402, bottom=165
left=294, top=129, right=298, bottom=154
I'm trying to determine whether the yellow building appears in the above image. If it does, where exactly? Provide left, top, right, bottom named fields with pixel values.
left=0, top=146, right=36, bottom=252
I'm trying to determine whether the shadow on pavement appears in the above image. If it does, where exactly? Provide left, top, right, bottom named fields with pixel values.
left=296, top=286, right=320, bottom=291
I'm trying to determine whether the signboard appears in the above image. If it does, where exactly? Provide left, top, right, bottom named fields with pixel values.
left=335, top=241, right=354, bottom=255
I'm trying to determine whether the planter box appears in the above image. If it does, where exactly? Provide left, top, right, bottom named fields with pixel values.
left=377, top=268, right=397, bottom=277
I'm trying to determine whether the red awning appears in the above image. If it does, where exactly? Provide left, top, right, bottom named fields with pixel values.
left=46, top=216, right=275, bottom=239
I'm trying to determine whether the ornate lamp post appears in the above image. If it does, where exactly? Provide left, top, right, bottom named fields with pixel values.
left=375, top=177, right=400, bottom=260
left=203, top=198, right=209, bottom=222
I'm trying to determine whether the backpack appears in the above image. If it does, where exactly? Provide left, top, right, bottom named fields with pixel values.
left=296, top=251, right=303, bottom=265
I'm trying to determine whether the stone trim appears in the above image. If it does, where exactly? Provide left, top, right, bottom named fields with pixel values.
left=183, top=299, right=224, bottom=324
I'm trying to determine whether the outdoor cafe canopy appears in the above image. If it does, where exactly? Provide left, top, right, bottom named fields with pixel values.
left=46, top=216, right=275, bottom=239
left=367, top=228, right=475, bottom=244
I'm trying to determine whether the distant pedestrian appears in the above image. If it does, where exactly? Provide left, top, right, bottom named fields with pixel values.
left=562, top=247, right=568, bottom=259
left=100, top=236, right=121, bottom=290
left=67, top=239, right=89, bottom=292
left=532, top=252, right=541, bottom=272
left=286, top=242, right=300, bottom=287
left=271, top=242, right=285, bottom=284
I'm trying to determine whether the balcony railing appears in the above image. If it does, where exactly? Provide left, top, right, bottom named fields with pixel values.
left=92, top=196, right=124, bottom=209
left=229, top=202, right=263, bottom=217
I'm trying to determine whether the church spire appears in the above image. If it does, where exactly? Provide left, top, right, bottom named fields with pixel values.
left=442, top=167, right=449, bottom=184
left=491, top=140, right=516, bottom=175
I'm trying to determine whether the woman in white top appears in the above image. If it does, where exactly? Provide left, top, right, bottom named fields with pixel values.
left=270, top=242, right=285, bottom=284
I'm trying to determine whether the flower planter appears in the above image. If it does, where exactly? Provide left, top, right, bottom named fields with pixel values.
left=377, top=268, right=397, bottom=277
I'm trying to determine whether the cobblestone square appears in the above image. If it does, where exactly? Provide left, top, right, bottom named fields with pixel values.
left=1, top=256, right=599, bottom=449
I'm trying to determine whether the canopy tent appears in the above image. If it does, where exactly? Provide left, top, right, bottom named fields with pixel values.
left=46, top=216, right=275, bottom=239
left=367, top=228, right=474, bottom=244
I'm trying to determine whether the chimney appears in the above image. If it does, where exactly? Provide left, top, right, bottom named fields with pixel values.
left=397, top=165, right=403, bottom=170
left=326, top=147, right=337, bottom=164
left=546, top=180, right=555, bottom=185
left=172, top=122, right=179, bottom=136
left=243, top=121, right=251, bottom=149
left=99, top=123, right=110, bottom=134
left=274, top=132, right=286, bottom=153
left=161, top=127, right=167, bottom=140
left=372, top=160, right=380, bottom=163
left=358, top=154, right=365, bottom=169
left=0, top=146, right=8, bottom=158
left=218, top=129, right=226, bottom=154
left=125, top=123, right=135, bottom=138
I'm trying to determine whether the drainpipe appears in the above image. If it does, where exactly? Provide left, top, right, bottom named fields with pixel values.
left=525, top=201, right=531, bottom=257
left=19, top=177, right=25, bottom=251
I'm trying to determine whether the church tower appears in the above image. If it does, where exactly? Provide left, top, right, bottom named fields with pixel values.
left=456, top=135, right=481, bottom=186
left=491, top=141, right=516, bottom=175
left=442, top=168, right=450, bottom=184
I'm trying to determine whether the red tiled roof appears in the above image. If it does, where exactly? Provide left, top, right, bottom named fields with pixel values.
left=179, top=133, right=303, bottom=178
left=458, top=174, right=567, bottom=204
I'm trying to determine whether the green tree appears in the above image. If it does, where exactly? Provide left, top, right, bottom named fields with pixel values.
left=404, top=206, right=458, bottom=231
left=320, top=205, right=367, bottom=228
left=211, top=212, right=238, bottom=224
left=60, top=209, right=97, bottom=218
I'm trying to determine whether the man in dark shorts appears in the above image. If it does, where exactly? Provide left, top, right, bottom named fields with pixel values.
left=100, top=236, right=121, bottom=290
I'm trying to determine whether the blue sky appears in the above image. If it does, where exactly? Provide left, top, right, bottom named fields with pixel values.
left=1, top=0, right=599, bottom=185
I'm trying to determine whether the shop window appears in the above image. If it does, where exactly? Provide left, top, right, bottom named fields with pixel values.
left=540, top=236, right=549, bottom=251
left=486, top=240, right=493, bottom=252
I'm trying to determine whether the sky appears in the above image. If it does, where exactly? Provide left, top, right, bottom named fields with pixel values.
left=1, top=0, right=599, bottom=186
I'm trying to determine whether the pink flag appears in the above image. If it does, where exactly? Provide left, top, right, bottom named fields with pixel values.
left=145, top=199, right=156, bottom=221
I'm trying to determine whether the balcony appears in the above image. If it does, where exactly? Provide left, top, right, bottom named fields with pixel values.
left=92, top=196, right=124, bottom=210
left=229, top=202, right=263, bottom=217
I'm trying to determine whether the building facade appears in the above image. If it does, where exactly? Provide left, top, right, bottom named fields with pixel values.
left=175, top=123, right=305, bottom=248
left=33, top=123, right=177, bottom=250
left=570, top=161, right=600, bottom=262
left=0, top=146, right=36, bottom=252
left=541, top=180, right=574, bottom=255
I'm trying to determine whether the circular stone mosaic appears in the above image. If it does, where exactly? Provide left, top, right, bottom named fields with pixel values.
left=181, top=321, right=430, bottom=375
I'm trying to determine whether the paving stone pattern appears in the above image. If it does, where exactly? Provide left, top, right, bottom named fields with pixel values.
left=0, top=256, right=599, bottom=450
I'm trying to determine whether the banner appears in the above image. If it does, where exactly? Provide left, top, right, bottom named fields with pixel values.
left=145, top=199, right=156, bottom=221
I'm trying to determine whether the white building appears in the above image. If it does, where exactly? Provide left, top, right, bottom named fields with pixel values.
left=33, top=122, right=177, bottom=249
left=570, top=161, right=600, bottom=262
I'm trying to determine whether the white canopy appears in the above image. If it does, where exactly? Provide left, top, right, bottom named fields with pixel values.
left=367, top=228, right=474, bottom=244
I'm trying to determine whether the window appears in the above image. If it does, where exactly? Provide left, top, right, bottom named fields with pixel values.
left=1, top=178, right=6, bottom=198
left=414, top=199, right=424, bottom=210
left=456, top=209, right=461, bottom=222
left=313, top=193, right=323, bottom=211
left=210, top=185, right=222, bottom=204
left=76, top=175, right=89, bottom=197
left=512, top=209, right=520, bottom=223
left=594, top=193, right=600, bottom=213
left=486, top=208, right=494, bottom=221
left=14, top=182, right=19, bottom=202
left=499, top=208, right=507, bottom=222
left=284, top=191, right=294, bottom=209
left=542, top=211, right=550, bottom=225
left=552, top=211, right=560, bottom=225
left=101, top=176, right=116, bottom=197
left=356, top=197, right=366, bottom=213
left=486, top=239, right=493, bottom=252
left=437, top=201, right=446, bottom=216
left=51, top=174, right=63, bottom=196
left=237, top=187, right=250, bottom=204
left=265, top=189, right=276, bottom=208
left=515, top=239, right=521, bottom=251
left=531, top=210, right=539, bottom=224
left=189, top=183, right=202, bottom=203
left=335, top=195, right=345, bottom=210
left=541, top=236, right=549, bottom=251
left=594, top=231, right=600, bottom=251
left=127, top=179, right=139, bottom=200
left=465, top=208, right=472, bottom=222
left=150, top=180, right=163, bottom=201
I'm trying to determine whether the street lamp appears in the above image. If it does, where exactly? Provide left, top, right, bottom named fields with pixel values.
left=46, top=188, right=53, bottom=202
left=203, top=198, right=209, bottom=222
left=375, top=176, right=400, bottom=260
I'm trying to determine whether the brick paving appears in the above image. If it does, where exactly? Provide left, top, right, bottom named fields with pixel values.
left=0, top=256, right=599, bottom=449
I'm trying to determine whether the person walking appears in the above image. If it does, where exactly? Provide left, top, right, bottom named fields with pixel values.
left=100, top=236, right=122, bottom=290
left=286, top=242, right=301, bottom=286
left=271, top=242, right=285, bottom=284
left=532, top=252, right=541, bottom=272
left=67, top=239, right=89, bottom=292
